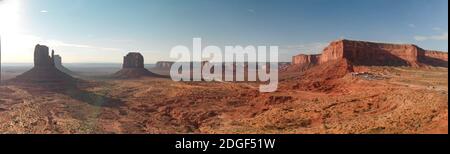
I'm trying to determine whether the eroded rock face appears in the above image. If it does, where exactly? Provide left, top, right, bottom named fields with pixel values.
left=53, top=55, right=76, bottom=75
left=34, top=44, right=54, bottom=68
left=292, top=54, right=320, bottom=65
left=423, top=50, right=448, bottom=61
left=419, top=50, right=449, bottom=67
left=123, top=52, right=144, bottom=68
left=292, top=39, right=448, bottom=67
left=53, top=55, right=62, bottom=66
left=338, top=40, right=420, bottom=66
left=319, top=40, right=345, bottom=64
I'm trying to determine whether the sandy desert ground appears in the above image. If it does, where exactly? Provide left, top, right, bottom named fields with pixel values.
left=0, top=65, right=447, bottom=134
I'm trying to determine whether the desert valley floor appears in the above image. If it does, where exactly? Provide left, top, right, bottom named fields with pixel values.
left=0, top=66, right=447, bottom=134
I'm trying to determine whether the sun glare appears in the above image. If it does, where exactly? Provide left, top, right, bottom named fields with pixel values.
left=0, top=0, right=21, bottom=35
left=0, top=0, right=32, bottom=63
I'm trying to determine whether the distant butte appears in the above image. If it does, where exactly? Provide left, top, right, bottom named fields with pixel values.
left=155, top=61, right=174, bottom=69
left=292, top=39, right=448, bottom=68
left=112, top=52, right=165, bottom=79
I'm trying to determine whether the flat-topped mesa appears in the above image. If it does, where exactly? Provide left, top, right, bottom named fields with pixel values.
left=419, top=50, right=449, bottom=67
left=155, top=61, right=174, bottom=69
left=123, top=52, right=144, bottom=69
left=423, top=50, right=449, bottom=61
left=292, top=54, right=321, bottom=65
left=34, top=44, right=55, bottom=68
left=292, top=39, right=448, bottom=67
left=321, top=40, right=423, bottom=66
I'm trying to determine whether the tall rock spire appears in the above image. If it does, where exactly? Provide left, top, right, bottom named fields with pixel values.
left=51, top=50, right=55, bottom=66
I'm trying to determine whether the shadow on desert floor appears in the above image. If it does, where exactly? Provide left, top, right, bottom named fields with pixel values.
left=61, top=87, right=123, bottom=108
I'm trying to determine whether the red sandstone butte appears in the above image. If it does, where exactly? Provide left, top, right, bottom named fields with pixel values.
left=113, top=52, right=164, bottom=79
left=10, top=44, right=76, bottom=87
left=292, top=39, right=448, bottom=67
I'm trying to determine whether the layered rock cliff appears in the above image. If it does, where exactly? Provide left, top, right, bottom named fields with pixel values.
left=419, top=50, right=449, bottom=67
left=292, top=54, right=320, bottom=65
left=292, top=39, right=448, bottom=68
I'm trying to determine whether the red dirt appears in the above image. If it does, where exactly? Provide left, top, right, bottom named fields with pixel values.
left=0, top=41, right=447, bottom=134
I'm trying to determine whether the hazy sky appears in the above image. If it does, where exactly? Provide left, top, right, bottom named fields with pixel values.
left=0, top=0, right=448, bottom=63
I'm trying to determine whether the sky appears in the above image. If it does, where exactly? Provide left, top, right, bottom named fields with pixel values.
left=0, top=0, right=448, bottom=63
